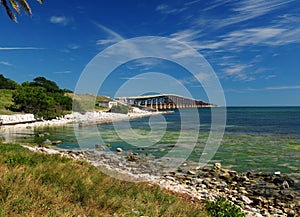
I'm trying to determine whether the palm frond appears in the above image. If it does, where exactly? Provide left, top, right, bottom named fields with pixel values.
left=1, top=0, right=18, bottom=22
left=9, top=0, right=20, bottom=14
left=17, top=0, right=32, bottom=15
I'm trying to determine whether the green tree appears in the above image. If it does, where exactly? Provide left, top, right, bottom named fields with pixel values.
left=11, top=78, right=72, bottom=119
left=0, top=0, right=43, bottom=23
left=11, top=85, right=57, bottom=119
left=29, top=76, right=61, bottom=93
left=0, top=74, right=19, bottom=89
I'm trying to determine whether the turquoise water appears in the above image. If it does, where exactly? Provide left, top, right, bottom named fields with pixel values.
left=4, top=107, right=300, bottom=174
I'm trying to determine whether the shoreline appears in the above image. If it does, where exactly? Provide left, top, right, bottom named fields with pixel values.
left=21, top=144, right=300, bottom=217
left=0, top=109, right=171, bottom=129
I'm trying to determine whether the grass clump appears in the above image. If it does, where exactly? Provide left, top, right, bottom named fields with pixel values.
left=205, top=197, right=244, bottom=217
left=0, top=143, right=208, bottom=217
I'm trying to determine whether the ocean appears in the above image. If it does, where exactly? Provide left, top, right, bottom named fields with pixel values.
left=3, top=107, right=300, bottom=174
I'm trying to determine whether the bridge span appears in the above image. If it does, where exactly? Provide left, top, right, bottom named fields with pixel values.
left=115, top=94, right=213, bottom=110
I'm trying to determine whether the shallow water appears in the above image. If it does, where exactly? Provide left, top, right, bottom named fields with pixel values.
left=1, top=107, right=300, bottom=174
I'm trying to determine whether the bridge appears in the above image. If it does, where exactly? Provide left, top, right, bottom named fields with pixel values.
left=115, top=94, right=213, bottom=110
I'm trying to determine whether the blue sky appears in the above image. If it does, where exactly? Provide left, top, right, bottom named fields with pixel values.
left=0, top=0, right=300, bottom=106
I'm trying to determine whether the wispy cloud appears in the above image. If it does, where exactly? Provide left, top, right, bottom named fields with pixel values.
left=266, top=85, right=300, bottom=90
left=0, top=61, right=12, bottom=66
left=68, top=44, right=80, bottom=50
left=50, top=16, right=72, bottom=26
left=156, top=4, right=187, bottom=14
left=94, top=22, right=124, bottom=45
left=52, top=70, right=72, bottom=74
left=215, top=0, right=296, bottom=28
left=0, top=47, right=43, bottom=51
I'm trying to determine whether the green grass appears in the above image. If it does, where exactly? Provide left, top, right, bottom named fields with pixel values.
left=67, top=93, right=112, bottom=112
left=0, top=143, right=209, bottom=217
left=0, top=89, right=17, bottom=115
left=205, top=197, right=244, bottom=217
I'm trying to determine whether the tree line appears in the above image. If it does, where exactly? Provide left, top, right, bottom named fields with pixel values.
left=0, top=74, right=72, bottom=119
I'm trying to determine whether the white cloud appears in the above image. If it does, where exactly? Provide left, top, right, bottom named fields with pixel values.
left=52, top=70, right=72, bottom=74
left=265, top=85, right=300, bottom=90
left=156, top=4, right=187, bottom=14
left=0, top=47, right=43, bottom=50
left=68, top=44, right=80, bottom=50
left=0, top=61, right=12, bottom=66
left=97, top=39, right=120, bottom=45
left=94, top=22, right=123, bottom=45
left=216, top=0, right=296, bottom=28
left=226, top=65, right=247, bottom=75
left=50, top=16, right=72, bottom=26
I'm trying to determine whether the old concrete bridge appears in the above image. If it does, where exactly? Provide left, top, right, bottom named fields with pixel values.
left=115, top=94, right=213, bottom=110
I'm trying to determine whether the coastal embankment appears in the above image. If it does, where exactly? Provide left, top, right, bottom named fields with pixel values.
left=21, top=145, right=300, bottom=217
left=0, top=108, right=169, bottom=128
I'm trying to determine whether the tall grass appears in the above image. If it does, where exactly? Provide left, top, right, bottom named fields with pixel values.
left=0, top=143, right=208, bottom=216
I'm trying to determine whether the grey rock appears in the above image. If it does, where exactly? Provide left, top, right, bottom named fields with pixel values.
left=238, top=195, right=253, bottom=204
left=42, top=139, right=52, bottom=145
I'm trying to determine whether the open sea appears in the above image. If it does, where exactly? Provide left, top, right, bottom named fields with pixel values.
left=2, top=107, right=300, bottom=175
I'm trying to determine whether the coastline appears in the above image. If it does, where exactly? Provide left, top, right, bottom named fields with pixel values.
left=0, top=109, right=171, bottom=129
left=21, top=144, right=300, bottom=217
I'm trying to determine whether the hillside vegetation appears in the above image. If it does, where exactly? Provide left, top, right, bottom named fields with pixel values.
left=0, top=143, right=208, bottom=217
left=0, top=89, right=16, bottom=115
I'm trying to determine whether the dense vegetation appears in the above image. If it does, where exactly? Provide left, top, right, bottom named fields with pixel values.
left=0, top=143, right=208, bottom=217
left=0, top=74, right=72, bottom=119
left=8, top=77, right=72, bottom=119
left=0, top=74, right=19, bottom=90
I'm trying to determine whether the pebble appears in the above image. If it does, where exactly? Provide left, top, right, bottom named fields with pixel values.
left=116, top=148, right=123, bottom=152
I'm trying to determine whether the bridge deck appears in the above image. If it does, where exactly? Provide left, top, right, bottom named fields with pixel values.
left=115, top=94, right=213, bottom=110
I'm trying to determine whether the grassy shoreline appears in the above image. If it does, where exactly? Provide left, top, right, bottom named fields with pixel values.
left=0, top=143, right=209, bottom=217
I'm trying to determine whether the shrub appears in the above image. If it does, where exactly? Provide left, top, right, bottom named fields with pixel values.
left=110, top=104, right=129, bottom=114
left=205, top=197, right=244, bottom=217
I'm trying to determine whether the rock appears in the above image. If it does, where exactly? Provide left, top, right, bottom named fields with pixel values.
left=42, top=139, right=52, bottom=145
left=188, top=170, right=196, bottom=175
left=126, top=153, right=140, bottom=161
left=219, top=172, right=231, bottom=181
left=273, top=175, right=294, bottom=187
left=253, top=196, right=269, bottom=206
left=212, top=163, right=222, bottom=171
left=245, top=211, right=263, bottom=217
left=52, top=140, right=62, bottom=145
left=95, top=144, right=106, bottom=150
left=116, top=148, right=123, bottom=152
left=281, top=180, right=290, bottom=189
left=284, top=208, right=295, bottom=216
left=274, top=171, right=281, bottom=175
left=238, top=195, right=253, bottom=204
left=235, top=175, right=249, bottom=182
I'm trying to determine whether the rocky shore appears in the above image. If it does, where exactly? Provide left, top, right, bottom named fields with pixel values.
left=22, top=145, right=300, bottom=217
